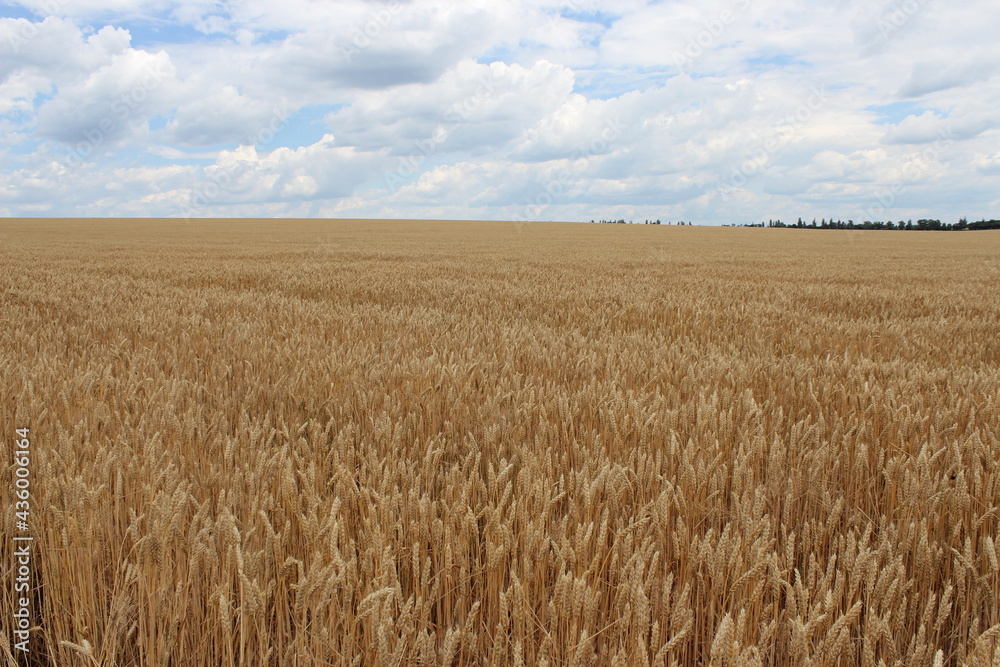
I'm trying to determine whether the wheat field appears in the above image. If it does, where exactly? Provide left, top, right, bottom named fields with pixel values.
left=1, top=219, right=998, bottom=666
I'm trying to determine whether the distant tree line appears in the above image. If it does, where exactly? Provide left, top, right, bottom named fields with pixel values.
left=730, top=217, right=1000, bottom=231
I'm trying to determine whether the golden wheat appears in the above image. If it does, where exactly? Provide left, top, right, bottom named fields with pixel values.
left=1, top=219, right=999, bottom=665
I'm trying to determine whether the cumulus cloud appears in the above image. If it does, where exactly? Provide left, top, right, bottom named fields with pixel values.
left=882, top=109, right=997, bottom=145
left=326, top=59, right=576, bottom=156
left=164, top=85, right=288, bottom=147
left=1, top=18, right=130, bottom=82
left=881, top=111, right=948, bottom=145
left=153, top=134, right=388, bottom=216
left=898, top=57, right=999, bottom=98
left=36, top=48, right=176, bottom=147
left=1, top=0, right=999, bottom=223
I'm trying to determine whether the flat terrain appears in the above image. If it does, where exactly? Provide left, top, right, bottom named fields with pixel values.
left=1, top=219, right=999, bottom=665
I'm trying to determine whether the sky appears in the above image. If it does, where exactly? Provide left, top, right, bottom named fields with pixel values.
left=0, top=0, right=998, bottom=225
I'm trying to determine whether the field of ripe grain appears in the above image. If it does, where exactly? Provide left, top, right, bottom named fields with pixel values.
left=1, top=219, right=999, bottom=666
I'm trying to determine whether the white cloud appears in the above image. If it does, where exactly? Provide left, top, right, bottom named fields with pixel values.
left=0, top=70, right=49, bottom=116
left=898, top=56, right=999, bottom=98
left=1, top=18, right=130, bottom=83
left=326, top=59, right=575, bottom=157
left=164, top=84, right=287, bottom=146
left=35, top=48, right=176, bottom=146
left=2, top=0, right=999, bottom=223
left=881, top=110, right=947, bottom=145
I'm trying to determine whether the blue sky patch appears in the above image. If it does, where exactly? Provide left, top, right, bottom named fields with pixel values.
left=0, top=5, right=35, bottom=20
left=573, top=68, right=674, bottom=99
left=745, top=54, right=810, bottom=71
left=257, top=104, right=343, bottom=151
left=866, top=101, right=928, bottom=125
left=559, top=9, right=618, bottom=29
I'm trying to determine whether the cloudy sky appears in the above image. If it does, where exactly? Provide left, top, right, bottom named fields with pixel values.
left=1, top=0, right=997, bottom=224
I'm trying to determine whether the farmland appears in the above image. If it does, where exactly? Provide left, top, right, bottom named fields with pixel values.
left=1, top=219, right=999, bottom=665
